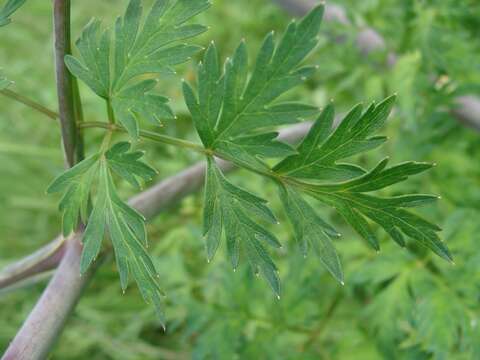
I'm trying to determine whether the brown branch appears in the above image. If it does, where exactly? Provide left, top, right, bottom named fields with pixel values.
left=451, top=96, right=480, bottom=131
left=2, top=233, right=95, bottom=360
left=0, top=237, right=65, bottom=290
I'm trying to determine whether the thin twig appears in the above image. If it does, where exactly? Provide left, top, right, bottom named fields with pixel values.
left=79, top=121, right=209, bottom=154
left=0, top=88, right=58, bottom=120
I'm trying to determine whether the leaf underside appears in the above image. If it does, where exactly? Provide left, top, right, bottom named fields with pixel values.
left=203, top=158, right=282, bottom=296
left=47, top=142, right=165, bottom=324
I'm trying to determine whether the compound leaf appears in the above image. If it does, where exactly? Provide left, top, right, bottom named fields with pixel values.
left=47, top=142, right=164, bottom=323
left=187, top=5, right=448, bottom=293
left=47, top=154, right=101, bottom=236
left=65, top=0, right=209, bottom=138
left=269, top=97, right=450, bottom=262
left=303, top=157, right=450, bottom=261
left=274, top=97, right=396, bottom=182
left=183, top=5, right=323, bottom=165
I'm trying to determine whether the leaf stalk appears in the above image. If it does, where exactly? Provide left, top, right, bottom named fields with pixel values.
left=0, top=88, right=58, bottom=120
left=79, top=121, right=209, bottom=155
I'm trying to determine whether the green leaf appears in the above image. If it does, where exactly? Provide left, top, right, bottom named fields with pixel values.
left=214, top=132, right=297, bottom=172
left=110, top=80, right=174, bottom=138
left=221, top=132, right=297, bottom=159
left=47, top=154, right=101, bottom=236
left=203, top=157, right=281, bottom=297
left=65, top=19, right=111, bottom=98
left=187, top=6, right=448, bottom=295
left=303, top=157, right=451, bottom=261
left=269, top=94, right=449, bottom=271
left=278, top=184, right=343, bottom=283
left=0, top=0, right=26, bottom=27
left=106, top=141, right=157, bottom=189
left=414, top=287, right=469, bottom=358
left=183, top=5, right=323, bottom=158
left=184, top=5, right=447, bottom=296
left=85, top=161, right=165, bottom=323
left=65, top=0, right=209, bottom=138
left=274, top=97, right=396, bottom=182
left=48, top=143, right=164, bottom=323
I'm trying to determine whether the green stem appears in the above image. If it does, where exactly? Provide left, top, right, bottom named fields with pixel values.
left=0, top=88, right=58, bottom=120
left=79, top=121, right=209, bottom=155
left=139, top=129, right=209, bottom=154
left=79, top=122, right=301, bottom=185
left=72, top=77, right=85, bottom=161
left=106, top=100, right=115, bottom=124
left=79, top=122, right=315, bottom=192
left=100, top=129, right=113, bottom=153
left=53, top=0, right=78, bottom=167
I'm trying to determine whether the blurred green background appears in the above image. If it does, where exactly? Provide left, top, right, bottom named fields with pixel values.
left=1, top=0, right=480, bottom=358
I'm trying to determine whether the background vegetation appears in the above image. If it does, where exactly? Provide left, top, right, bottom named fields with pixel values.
left=1, top=0, right=479, bottom=358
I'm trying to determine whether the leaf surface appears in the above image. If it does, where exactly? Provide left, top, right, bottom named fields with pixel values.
left=203, top=158, right=281, bottom=297
left=183, top=5, right=324, bottom=167
left=270, top=100, right=450, bottom=261
left=65, top=0, right=209, bottom=138
left=47, top=142, right=164, bottom=323
left=0, top=0, right=26, bottom=27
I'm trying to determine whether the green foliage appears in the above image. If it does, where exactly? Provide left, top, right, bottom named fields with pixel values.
left=0, top=0, right=26, bottom=85
left=278, top=184, right=343, bottom=283
left=276, top=99, right=451, bottom=262
left=5, top=0, right=477, bottom=357
left=203, top=157, right=281, bottom=296
left=0, top=0, right=14, bottom=82
left=46, top=0, right=214, bottom=322
left=182, top=5, right=322, bottom=158
left=274, top=101, right=451, bottom=284
left=47, top=141, right=165, bottom=324
left=0, top=0, right=26, bottom=27
left=65, top=0, right=210, bottom=138
left=183, top=5, right=449, bottom=294
left=351, top=209, right=480, bottom=359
